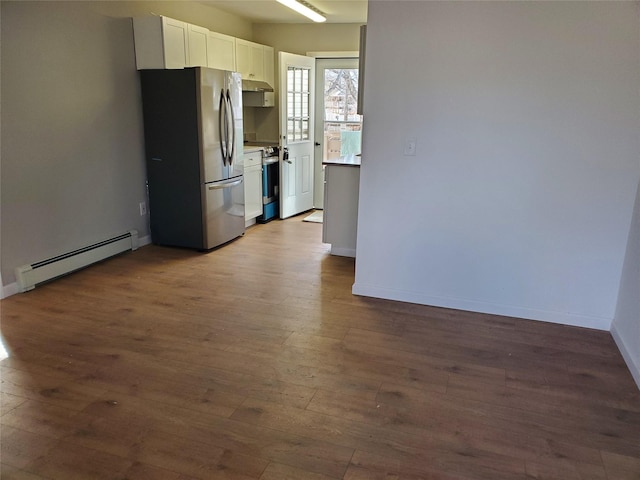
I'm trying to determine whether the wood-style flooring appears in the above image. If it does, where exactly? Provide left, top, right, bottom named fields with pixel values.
left=1, top=215, right=639, bottom=480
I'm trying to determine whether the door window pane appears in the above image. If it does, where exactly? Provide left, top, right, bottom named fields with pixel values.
left=323, top=68, right=362, bottom=160
left=287, top=66, right=311, bottom=142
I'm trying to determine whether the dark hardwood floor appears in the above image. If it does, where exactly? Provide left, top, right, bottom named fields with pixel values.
left=1, top=215, right=639, bottom=479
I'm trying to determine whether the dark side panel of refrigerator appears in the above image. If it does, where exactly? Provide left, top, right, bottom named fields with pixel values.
left=139, top=68, right=244, bottom=250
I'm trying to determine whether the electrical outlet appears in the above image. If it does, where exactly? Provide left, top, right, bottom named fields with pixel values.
left=139, top=201, right=147, bottom=216
left=404, top=138, right=417, bottom=156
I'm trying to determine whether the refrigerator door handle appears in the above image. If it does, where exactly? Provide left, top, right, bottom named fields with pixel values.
left=226, top=89, right=236, bottom=166
left=207, top=178, right=243, bottom=190
left=218, top=88, right=228, bottom=166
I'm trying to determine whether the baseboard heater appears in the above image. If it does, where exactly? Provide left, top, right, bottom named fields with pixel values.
left=14, top=230, right=139, bottom=293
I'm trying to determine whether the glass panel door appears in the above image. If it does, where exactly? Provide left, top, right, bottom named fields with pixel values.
left=313, top=57, right=362, bottom=209
left=322, top=66, right=362, bottom=161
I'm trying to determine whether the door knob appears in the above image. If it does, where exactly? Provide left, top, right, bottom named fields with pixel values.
left=315, top=142, right=321, bottom=146
left=283, top=147, right=292, bottom=164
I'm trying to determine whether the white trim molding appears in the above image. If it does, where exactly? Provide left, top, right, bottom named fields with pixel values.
left=2, top=282, right=20, bottom=300
left=611, top=322, right=640, bottom=390
left=306, top=51, right=359, bottom=58
left=352, top=282, right=613, bottom=331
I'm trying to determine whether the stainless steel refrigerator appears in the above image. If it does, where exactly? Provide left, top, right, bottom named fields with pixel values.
left=140, top=67, right=245, bottom=250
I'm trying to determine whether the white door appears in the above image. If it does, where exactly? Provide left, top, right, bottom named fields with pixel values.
left=313, top=58, right=362, bottom=208
left=279, top=52, right=315, bottom=219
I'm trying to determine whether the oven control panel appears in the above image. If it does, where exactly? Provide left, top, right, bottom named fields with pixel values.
left=262, top=146, right=279, bottom=159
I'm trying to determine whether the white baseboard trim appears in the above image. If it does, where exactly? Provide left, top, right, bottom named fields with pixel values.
left=351, top=282, right=612, bottom=331
left=2, top=282, right=20, bottom=299
left=139, top=234, right=152, bottom=247
left=1, top=233, right=153, bottom=300
left=611, top=322, right=640, bottom=391
left=330, top=246, right=356, bottom=258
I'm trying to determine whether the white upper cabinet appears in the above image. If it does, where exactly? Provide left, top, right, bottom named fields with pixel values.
left=162, top=18, right=189, bottom=69
left=236, top=39, right=265, bottom=81
left=133, top=16, right=189, bottom=69
left=262, top=45, right=275, bottom=106
left=207, top=31, right=236, bottom=71
left=186, top=24, right=209, bottom=67
left=240, top=44, right=275, bottom=107
left=263, top=45, right=274, bottom=85
left=133, top=15, right=274, bottom=81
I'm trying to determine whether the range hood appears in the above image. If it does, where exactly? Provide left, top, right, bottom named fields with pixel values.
left=242, top=79, right=274, bottom=92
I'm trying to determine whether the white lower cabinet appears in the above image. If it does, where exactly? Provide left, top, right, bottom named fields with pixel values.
left=322, top=164, right=360, bottom=257
left=244, top=153, right=263, bottom=221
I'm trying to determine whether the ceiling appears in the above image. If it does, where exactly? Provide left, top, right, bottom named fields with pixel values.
left=200, top=0, right=368, bottom=24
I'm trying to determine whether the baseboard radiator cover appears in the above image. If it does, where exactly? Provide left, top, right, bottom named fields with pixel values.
left=14, top=230, right=139, bottom=293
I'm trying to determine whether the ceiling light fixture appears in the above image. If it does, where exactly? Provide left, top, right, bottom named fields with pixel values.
left=276, top=0, right=326, bottom=22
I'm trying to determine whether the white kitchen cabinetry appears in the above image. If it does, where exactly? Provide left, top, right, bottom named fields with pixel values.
left=236, top=39, right=265, bottom=81
left=243, top=152, right=263, bottom=223
left=263, top=45, right=275, bottom=85
left=207, top=31, right=236, bottom=71
left=238, top=42, right=275, bottom=107
left=186, top=24, right=209, bottom=67
left=133, top=16, right=276, bottom=84
left=262, top=45, right=275, bottom=106
left=133, top=16, right=190, bottom=69
left=322, top=164, right=360, bottom=257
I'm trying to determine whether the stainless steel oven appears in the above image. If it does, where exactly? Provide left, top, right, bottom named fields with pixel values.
left=258, top=146, right=279, bottom=222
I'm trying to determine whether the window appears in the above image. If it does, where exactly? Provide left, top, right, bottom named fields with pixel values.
left=322, top=68, right=362, bottom=160
left=286, top=67, right=311, bottom=142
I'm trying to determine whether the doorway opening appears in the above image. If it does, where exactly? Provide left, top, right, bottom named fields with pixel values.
left=313, top=57, right=363, bottom=209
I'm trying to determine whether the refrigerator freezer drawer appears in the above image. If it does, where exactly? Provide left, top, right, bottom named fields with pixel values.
left=203, top=177, right=245, bottom=249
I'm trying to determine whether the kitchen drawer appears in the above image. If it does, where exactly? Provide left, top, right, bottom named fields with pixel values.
left=243, top=152, right=263, bottom=168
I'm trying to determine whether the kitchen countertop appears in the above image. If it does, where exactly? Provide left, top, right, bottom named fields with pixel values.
left=244, top=141, right=279, bottom=147
left=323, top=154, right=361, bottom=167
left=244, top=141, right=280, bottom=155
left=243, top=146, right=264, bottom=154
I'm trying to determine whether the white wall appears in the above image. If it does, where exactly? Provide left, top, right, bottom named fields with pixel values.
left=0, top=1, right=252, bottom=290
left=253, top=23, right=361, bottom=55
left=94, top=1, right=253, bottom=40
left=354, top=1, right=640, bottom=331
left=613, top=180, right=640, bottom=388
left=1, top=1, right=147, bottom=288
